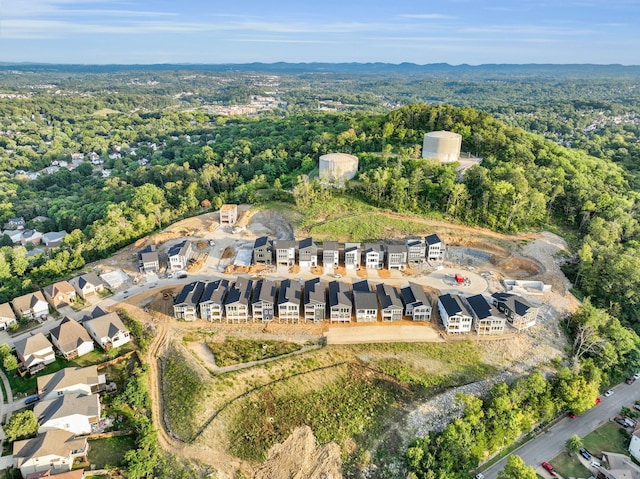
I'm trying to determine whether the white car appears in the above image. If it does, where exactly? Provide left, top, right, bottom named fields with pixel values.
left=633, top=373, right=640, bottom=380
left=332, top=273, right=342, bottom=278
left=604, top=390, right=614, bottom=397
left=474, top=474, right=485, bottom=479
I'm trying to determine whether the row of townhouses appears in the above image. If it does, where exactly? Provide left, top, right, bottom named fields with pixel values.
left=174, top=277, right=539, bottom=334
left=252, top=235, right=446, bottom=271
left=12, top=307, right=130, bottom=375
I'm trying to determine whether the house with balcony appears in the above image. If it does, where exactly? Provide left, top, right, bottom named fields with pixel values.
left=252, top=236, right=273, bottom=265
left=43, top=281, right=77, bottom=309
left=199, top=279, right=229, bottom=322
left=386, top=244, right=408, bottom=271
left=15, top=333, right=56, bottom=374
left=363, top=243, right=385, bottom=269
left=437, top=293, right=473, bottom=334
left=328, top=281, right=352, bottom=323
left=173, top=281, right=205, bottom=321
left=13, top=430, right=87, bottom=478
left=400, top=282, right=432, bottom=321
left=37, top=365, right=106, bottom=400
left=83, top=312, right=130, bottom=350
left=251, top=279, right=278, bottom=322
left=298, top=238, right=318, bottom=270
left=376, top=283, right=403, bottom=321
left=344, top=242, right=361, bottom=270
left=322, top=241, right=339, bottom=272
left=405, top=237, right=426, bottom=264
left=425, top=234, right=445, bottom=262
left=12, top=291, right=49, bottom=319
left=304, top=278, right=327, bottom=323
left=491, top=292, right=539, bottom=331
left=352, top=280, right=378, bottom=322
left=278, top=279, right=301, bottom=323
left=167, top=240, right=194, bottom=271
left=137, top=245, right=160, bottom=273
left=50, top=317, right=94, bottom=360
left=466, top=294, right=506, bottom=335
left=224, top=278, right=253, bottom=323
left=35, top=393, right=100, bottom=436
left=219, top=204, right=238, bottom=226
left=274, top=240, right=297, bottom=268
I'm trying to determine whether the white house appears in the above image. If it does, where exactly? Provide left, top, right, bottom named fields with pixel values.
left=37, top=365, right=106, bottom=400
left=277, top=279, right=301, bottom=323
left=35, top=393, right=100, bottom=435
left=400, top=282, right=432, bottom=321
left=12, top=291, right=49, bottom=319
left=438, top=293, right=473, bottom=334
left=0, top=302, right=17, bottom=330
left=13, top=430, right=87, bottom=478
left=466, top=294, right=506, bottom=335
left=83, top=312, right=130, bottom=350
left=167, top=240, right=194, bottom=271
left=425, top=234, right=445, bottom=262
left=50, top=317, right=94, bottom=360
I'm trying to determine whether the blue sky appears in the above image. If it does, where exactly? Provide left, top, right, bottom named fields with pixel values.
left=1, top=0, right=638, bottom=65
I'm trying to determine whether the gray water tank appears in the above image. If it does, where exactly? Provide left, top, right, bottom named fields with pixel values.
left=422, top=131, right=462, bottom=163
left=319, top=153, right=359, bottom=183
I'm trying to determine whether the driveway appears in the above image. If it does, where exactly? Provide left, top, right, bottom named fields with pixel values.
left=482, top=381, right=640, bottom=479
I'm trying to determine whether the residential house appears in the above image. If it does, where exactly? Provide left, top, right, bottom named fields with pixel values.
left=405, top=237, right=426, bottom=264
left=491, top=292, right=539, bottom=331
left=251, top=279, right=278, bottom=323
left=466, top=294, right=506, bottom=335
left=42, top=231, right=67, bottom=247
left=199, top=279, right=229, bottom=322
left=173, top=281, right=205, bottom=321
left=400, top=282, right=432, bottom=321
left=37, top=365, right=106, bottom=400
left=5, top=216, right=25, bottom=229
left=21, top=229, right=43, bottom=246
left=14, top=333, right=56, bottom=374
left=0, top=302, right=17, bottom=330
left=252, top=236, right=273, bottom=265
left=83, top=311, right=130, bottom=350
left=425, top=234, right=445, bottom=262
left=344, top=242, right=361, bottom=270
left=304, top=278, right=326, bottom=323
left=219, top=204, right=238, bottom=225
left=69, top=273, right=105, bottom=301
left=224, top=278, right=253, bottom=323
left=25, top=469, right=85, bottom=479
left=277, top=279, right=301, bottom=323
left=386, top=244, right=408, bottom=271
left=167, top=240, right=194, bottom=271
left=50, top=317, right=94, bottom=360
left=35, top=393, right=100, bottom=435
left=298, top=238, right=318, bottom=270
left=363, top=243, right=385, bottom=269
left=13, top=430, right=87, bottom=478
left=322, top=241, right=340, bottom=272
left=595, top=452, right=640, bottom=479
left=42, top=281, right=77, bottom=309
left=629, top=425, right=640, bottom=464
left=437, top=293, right=473, bottom=334
left=98, top=270, right=127, bottom=290
left=376, top=283, right=403, bottom=321
left=273, top=240, right=297, bottom=268
left=352, top=280, right=378, bottom=322
left=137, top=245, right=160, bottom=273
left=12, top=291, right=49, bottom=319
left=5, top=229, right=23, bottom=244
left=328, top=281, right=352, bottom=323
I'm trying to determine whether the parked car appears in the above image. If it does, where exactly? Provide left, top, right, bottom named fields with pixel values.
left=580, top=448, right=591, bottom=460
left=591, top=460, right=601, bottom=468
left=595, top=397, right=602, bottom=404
left=615, top=417, right=631, bottom=427
left=604, top=389, right=614, bottom=397
left=332, top=273, right=342, bottom=278
left=626, top=376, right=636, bottom=384
left=24, top=395, right=40, bottom=405
left=541, top=461, right=556, bottom=476
left=633, top=404, right=640, bottom=411
left=568, top=411, right=577, bottom=418
left=209, top=240, right=216, bottom=246
left=634, top=373, right=640, bottom=380
left=474, top=474, right=485, bottom=479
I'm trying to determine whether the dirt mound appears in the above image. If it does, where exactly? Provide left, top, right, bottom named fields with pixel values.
left=495, top=257, right=542, bottom=277
left=252, top=426, right=343, bottom=479
left=248, top=210, right=295, bottom=240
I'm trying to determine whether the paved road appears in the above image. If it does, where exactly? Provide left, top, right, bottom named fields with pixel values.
left=482, top=380, right=640, bottom=478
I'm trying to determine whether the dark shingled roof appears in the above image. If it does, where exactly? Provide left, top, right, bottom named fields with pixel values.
left=224, top=278, right=253, bottom=306
left=254, top=236, right=269, bottom=248
left=174, top=281, right=205, bottom=307
left=278, top=279, right=301, bottom=305
left=353, top=290, right=378, bottom=311
left=328, top=281, right=351, bottom=307
left=376, top=283, right=403, bottom=309
left=352, top=279, right=371, bottom=293
left=304, top=278, right=326, bottom=305
left=425, top=233, right=442, bottom=245
left=465, top=294, right=499, bottom=320
left=491, top=292, right=534, bottom=316
left=439, top=293, right=468, bottom=317
left=252, top=279, right=278, bottom=305
left=401, top=282, right=431, bottom=308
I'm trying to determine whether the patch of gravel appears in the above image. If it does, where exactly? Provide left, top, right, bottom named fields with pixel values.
left=521, top=231, right=573, bottom=294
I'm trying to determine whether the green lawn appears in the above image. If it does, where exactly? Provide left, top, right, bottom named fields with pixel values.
left=582, top=422, right=629, bottom=456
left=550, top=453, right=591, bottom=479
left=87, top=435, right=136, bottom=469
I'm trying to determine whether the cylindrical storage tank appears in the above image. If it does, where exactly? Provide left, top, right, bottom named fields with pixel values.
left=422, top=131, right=462, bottom=163
left=319, top=153, right=359, bottom=183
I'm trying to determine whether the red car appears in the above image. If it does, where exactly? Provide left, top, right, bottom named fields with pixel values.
left=542, top=462, right=556, bottom=476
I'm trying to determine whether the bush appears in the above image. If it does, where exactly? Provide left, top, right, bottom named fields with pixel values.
left=4, top=410, right=38, bottom=442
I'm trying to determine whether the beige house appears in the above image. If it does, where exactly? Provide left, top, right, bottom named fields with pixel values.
left=42, top=281, right=77, bottom=309
left=83, top=312, right=130, bottom=350
left=0, top=302, right=17, bottom=330
left=12, top=291, right=49, bottom=319
left=35, top=393, right=100, bottom=435
left=37, top=365, right=106, bottom=400
left=50, top=317, right=94, bottom=360
left=25, top=469, right=85, bottom=479
left=68, top=273, right=105, bottom=300
left=219, top=204, right=238, bottom=225
left=14, top=333, right=55, bottom=374
left=596, top=452, right=640, bottom=479
left=13, top=430, right=87, bottom=478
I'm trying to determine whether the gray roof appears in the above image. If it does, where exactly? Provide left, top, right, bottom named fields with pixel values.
left=405, top=237, right=423, bottom=247
left=376, top=283, right=403, bottom=310
left=425, top=233, right=442, bottom=245
left=84, top=311, right=128, bottom=339
left=168, top=240, right=191, bottom=258
left=304, top=278, right=326, bottom=305
left=466, top=294, right=500, bottom=320
left=322, top=241, right=339, bottom=252
left=174, top=281, right=205, bottom=307
left=274, top=240, right=297, bottom=250
left=401, top=282, right=431, bottom=308
left=35, top=393, right=100, bottom=424
left=363, top=243, right=384, bottom=254
left=252, top=279, right=278, bottom=305
left=42, top=230, right=67, bottom=244
left=224, top=278, right=253, bottom=306
left=353, top=290, right=378, bottom=311
left=298, top=238, right=317, bottom=251
left=200, top=279, right=229, bottom=304
left=491, top=292, right=534, bottom=316
left=386, top=244, right=407, bottom=255
left=70, top=272, right=104, bottom=290
left=254, top=236, right=269, bottom=248
left=11, top=291, right=47, bottom=315
left=50, top=317, right=93, bottom=353
left=13, top=430, right=86, bottom=464
left=278, top=279, right=301, bottom=305
left=328, top=281, right=351, bottom=308
left=15, top=333, right=53, bottom=359
left=37, top=365, right=101, bottom=396
left=438, top=293, right=471, bottom=317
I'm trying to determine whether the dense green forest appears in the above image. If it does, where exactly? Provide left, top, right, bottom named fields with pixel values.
left=1, top=65, right=640, bottom=478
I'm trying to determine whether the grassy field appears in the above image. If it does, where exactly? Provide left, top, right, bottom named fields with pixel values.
left=550, top=452, right=591, bottom=479
left=87, top=435, right=136, bottom=468
left=204, top=337, right=305, bottom=367
left=582, top=422, right=630, bottom=456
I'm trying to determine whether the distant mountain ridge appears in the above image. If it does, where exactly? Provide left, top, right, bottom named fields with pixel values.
left=1, top=62, right=639, bottom=77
